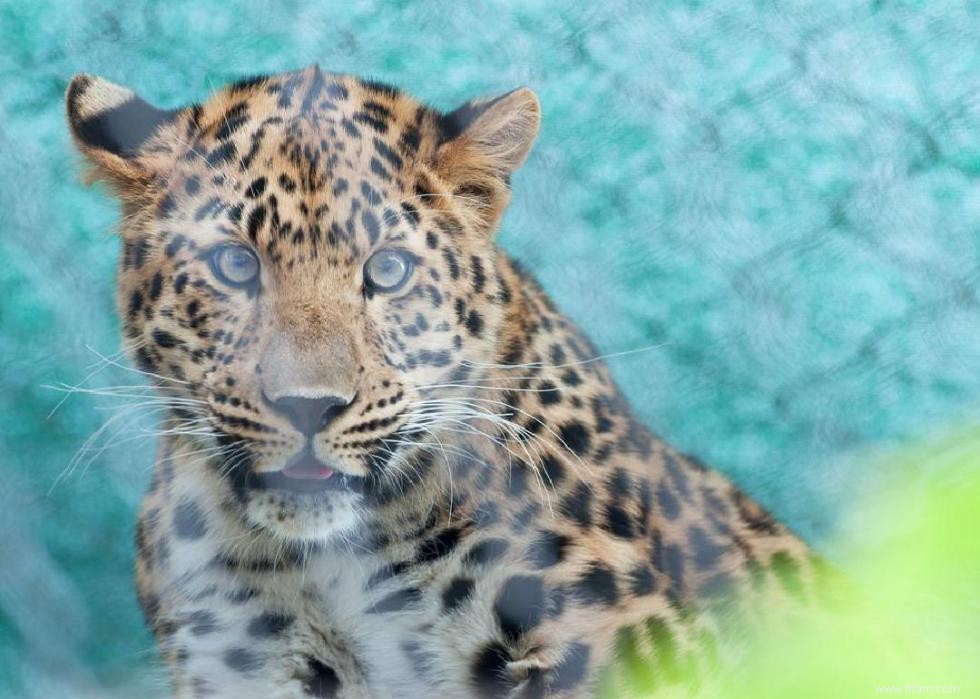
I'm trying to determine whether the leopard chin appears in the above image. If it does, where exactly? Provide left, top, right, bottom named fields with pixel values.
left=215, top=440, right=372, bottom=540
left=242, top=486, right=363, bottom=542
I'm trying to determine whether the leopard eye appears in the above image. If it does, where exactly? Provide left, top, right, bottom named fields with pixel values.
left=210, top=245, right=260, bottom=288
left=364, top=249, right=414, bottom=293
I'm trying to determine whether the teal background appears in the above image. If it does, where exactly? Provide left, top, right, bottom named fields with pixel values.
left=2, top=1, right=979, bottom=696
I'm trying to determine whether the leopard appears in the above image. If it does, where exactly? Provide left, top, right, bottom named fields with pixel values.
left=65, top=64, right=824, bottom=698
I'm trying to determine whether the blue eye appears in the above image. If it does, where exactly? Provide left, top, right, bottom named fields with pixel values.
left=364, top=249, right=414, bottom=293
left=210, top=245, right=260, bottom=288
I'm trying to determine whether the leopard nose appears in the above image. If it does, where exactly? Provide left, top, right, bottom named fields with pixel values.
left=267, top=394, right=352, bottom=436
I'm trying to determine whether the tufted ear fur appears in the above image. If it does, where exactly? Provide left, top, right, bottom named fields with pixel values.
left=435, top=88, right=540, bottom=232
left=65, top=73, right=185, bottom=192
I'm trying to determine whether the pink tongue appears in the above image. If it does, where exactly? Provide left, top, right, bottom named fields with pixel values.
left=283, top=463, right=335, bottom=480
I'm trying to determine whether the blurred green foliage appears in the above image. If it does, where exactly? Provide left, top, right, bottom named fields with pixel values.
left=613, top=431, right=980, bottom=697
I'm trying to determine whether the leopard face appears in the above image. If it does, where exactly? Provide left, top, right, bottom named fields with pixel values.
left=67, top=66, right=540, bottom=541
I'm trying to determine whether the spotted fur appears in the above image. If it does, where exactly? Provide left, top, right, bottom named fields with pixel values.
left=66, top=65, right=823, bottom=698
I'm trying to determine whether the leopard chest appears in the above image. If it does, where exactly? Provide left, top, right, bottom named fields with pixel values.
left=167, top=532, right=495, bottom=696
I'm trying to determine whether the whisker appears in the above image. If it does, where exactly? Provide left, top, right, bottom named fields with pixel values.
left=401, top=402, right=558, bottom=509
left=83, top=344, right=193, bottom=387
left=409, top=394, right=593, bottom=480
left=459, top=342, right=670, bottom=372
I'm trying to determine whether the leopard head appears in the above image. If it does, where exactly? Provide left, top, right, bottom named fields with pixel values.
left=65, top=65, right=539, bottom=541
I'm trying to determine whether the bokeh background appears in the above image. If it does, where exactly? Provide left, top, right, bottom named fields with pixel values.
left=1, top=1, right=979, bottom=696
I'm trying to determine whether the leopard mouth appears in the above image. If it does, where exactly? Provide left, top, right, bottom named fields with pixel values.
left=253, top=446, right=367, bottom=495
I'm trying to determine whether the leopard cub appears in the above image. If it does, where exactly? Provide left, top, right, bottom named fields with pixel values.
left=66, top=65, right=817, bottom=698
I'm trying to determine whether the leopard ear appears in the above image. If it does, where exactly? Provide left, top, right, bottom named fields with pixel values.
left=439, top=88, right=540, bottom=175
left=435, top=88, right=540, bottom=231
left=65, top=73, right=183, bottom=188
